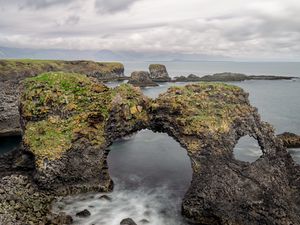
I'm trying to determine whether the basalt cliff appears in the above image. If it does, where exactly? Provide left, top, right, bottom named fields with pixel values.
left=0, top=72, right=299, bottom=225
left=0, top=59, right=125, bottom=137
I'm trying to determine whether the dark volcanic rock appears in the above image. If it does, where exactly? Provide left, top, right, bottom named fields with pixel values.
left=0, top=81, right=22, bottom=137
left=149, top=64, right=171, bottom=82
left=278, top=132, right=300, bottom=148
left=76, top=209, right=91, bottom=218
left=120, top=218, right=137, bottom=225
left=128, top=71, right=158, bottom=87
left=10, top=74, right=300, bottom=225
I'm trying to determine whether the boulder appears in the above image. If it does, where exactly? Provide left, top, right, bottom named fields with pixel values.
left=120, top=218, right=137, bottom=225
left=128, top=71, right=158, bottom=87
left=149, top=64, right=171, bottom=82
left=76, top=209, right=91, bottom=218
left=278, top=132, right=300, bottom=148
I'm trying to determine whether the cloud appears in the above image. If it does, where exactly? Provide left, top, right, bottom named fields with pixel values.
left=0, top=0, right=300, bottom=60
left=95, top=0, right=140, bottom=13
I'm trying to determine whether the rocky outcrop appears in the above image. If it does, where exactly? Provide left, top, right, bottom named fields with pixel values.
left=128, top=71, right=158, bottom=87
left=149, top=64, right=171, bottom=82
left=278, top=132, right=300, bottom=148
left=2, top=73, right=299, bottom=224
left=0, top=59, right=125, bottom=137
left=0, top=59, right=124, bottom=82
left=173, top=74, right=202, bottom=82
left=173, top=72, right=297, bottom=83
left=20, top=72, right=150, bottom=195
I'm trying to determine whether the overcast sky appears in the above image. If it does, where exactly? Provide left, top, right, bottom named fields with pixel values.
left=0, top=0, right=300, bottom=60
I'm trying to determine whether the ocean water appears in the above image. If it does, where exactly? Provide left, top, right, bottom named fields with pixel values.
left=123, top=61, right=300, bottom=77
left=0, top=61, right=299, bottom=224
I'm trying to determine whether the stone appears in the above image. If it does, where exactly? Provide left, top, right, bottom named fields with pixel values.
left=120, top=218, right=137, bottom=225
left=98, top=195, right=112, bottom=201
left=75, top=209, right=91, bottom=218
left=128, top=71, right=158, bottom=87
left=149, top=64, right=171, bottom=82
left=277, top=132, right=300, bottom=148
left=139, top=219, right=150, bottom=224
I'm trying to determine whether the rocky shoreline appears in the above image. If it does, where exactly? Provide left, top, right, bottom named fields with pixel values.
left=0, top=72, right=299, bottom=224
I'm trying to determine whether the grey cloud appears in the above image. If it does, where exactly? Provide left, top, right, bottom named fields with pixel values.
left=95, top=0, right=140, bottom=13
left=0, top=0, right=76, bottom=9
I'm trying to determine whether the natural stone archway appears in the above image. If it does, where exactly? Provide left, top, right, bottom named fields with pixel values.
left=11, top=72, right=300, bottom=224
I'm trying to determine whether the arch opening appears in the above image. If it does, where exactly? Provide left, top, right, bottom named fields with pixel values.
left=233, top=135, right=263, bottom=163
left=53, top=129, right=193, bottom=225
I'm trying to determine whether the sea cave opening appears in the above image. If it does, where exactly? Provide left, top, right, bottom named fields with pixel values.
left=54, top=129, right=193, bottom=225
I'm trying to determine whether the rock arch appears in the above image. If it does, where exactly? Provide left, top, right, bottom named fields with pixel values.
left=18, top=72, right=300, bottom=224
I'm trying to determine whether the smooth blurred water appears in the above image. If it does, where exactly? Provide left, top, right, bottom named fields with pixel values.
left=53, top=130, right=192, bottom=225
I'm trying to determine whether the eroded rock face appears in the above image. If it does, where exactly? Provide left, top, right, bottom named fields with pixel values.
left=278, top=132, right=300, bottom=148
left=13, top=74, right=300, bottom=224
left=151, top=84, right=300, bottom=225
left=128, top=71, right=158, bottom=87
left=20, top=72, right=150, bottom=195
left=149, top=64, right=171, bottom=82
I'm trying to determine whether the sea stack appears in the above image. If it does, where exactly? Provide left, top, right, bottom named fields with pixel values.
left=128, top=71, right=158, bottom=87
left=149, top=64, right=171, bottom=82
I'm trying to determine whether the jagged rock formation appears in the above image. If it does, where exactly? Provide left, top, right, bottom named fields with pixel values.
left=2, top=72, right=300, bottom=224
left=0, top=59, right=125, bottom=137
left=278, top=132, right=300, bottom=148
left=128, top=71, right=158, bottom=87
left=149, top=64, right=171, bottom=82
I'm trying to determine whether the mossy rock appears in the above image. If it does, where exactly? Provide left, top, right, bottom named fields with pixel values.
left=21, top=72, right=147, bottom=168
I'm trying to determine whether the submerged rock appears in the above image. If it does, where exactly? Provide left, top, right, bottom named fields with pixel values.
left=120, top=218, right=137, bottom=225
left=278, top=132, right=300, bottom=148
left=128, top=71, right=158, bottom=87
left=149, top=64, right=171, bottom=82
left=98, top=195, right=112, bottom=201
left=76, top=209, right=91, bottom=218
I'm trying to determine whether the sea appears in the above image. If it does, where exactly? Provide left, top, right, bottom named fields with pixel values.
left=1, top=61, right=299, bottom=225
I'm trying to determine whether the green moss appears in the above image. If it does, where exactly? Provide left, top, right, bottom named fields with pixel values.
left=154, top=82, right=251, bottom=135
left=21, top=73, right=147, bottom=167
left=22, top=72, right=112, bottom=167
